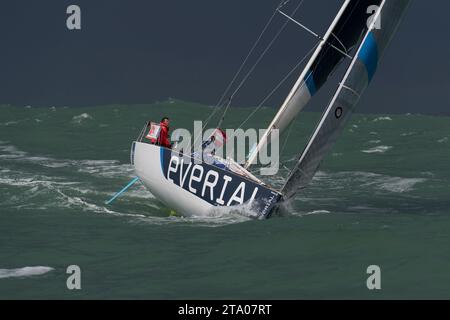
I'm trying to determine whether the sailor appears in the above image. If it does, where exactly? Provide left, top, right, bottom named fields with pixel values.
left=202, top=135, right=216, bottom=155
left=202, top=128, right=226, bottom=155
left=147, top=117, right=172, bottom=148
left=201, top=129, right=228, bottom=169
left=157, top=117, right=172, bottom=149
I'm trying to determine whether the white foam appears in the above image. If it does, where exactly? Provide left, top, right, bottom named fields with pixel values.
left=308, top=170, right=427, bottom=195
left=55, top=189, right=119, bottom=215
left=0, top=143, right=132, bottom=178
left=0, top=121, right=19, bottom=126
left=0, top=266, right=54, bottom=279
left=373, top=116, right=392, bottom=122
left=0, top=175, right=78, bottom=189
left=291, top=210, right=331, bottom=217
left=0, top=144, right=28, bottom=159
left=149, top=207, right=253, bottom=227
left=72, top=113, right=93, bottom=124
left=361, top=146, right=392, bottom=154
left=140, top=201, right=259, bottom=227
left=208, top=202, right=259, bottom=220
left=77, top=161, right=133, bottom=178
left=379, top=177, right=426, bottom=193
left=420, top=171, right=435, bottom=178
left=351, top=171, right=426, bottom=193
left=126, top=185, right=156, bottom=199
left=0, top=143, right=261, bottom=225
left=0, top=164, right=152, bottom=217
left=438, top=137, right=448, bottom=143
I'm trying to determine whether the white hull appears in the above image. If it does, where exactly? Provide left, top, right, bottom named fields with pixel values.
left=132, top=142, right=281, bottom=218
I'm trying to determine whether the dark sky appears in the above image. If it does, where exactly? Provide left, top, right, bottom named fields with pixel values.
left=0, top=0, right=449, bottom=114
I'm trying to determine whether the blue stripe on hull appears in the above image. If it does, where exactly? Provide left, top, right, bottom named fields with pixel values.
left=160, top=147, right=164, bottom=174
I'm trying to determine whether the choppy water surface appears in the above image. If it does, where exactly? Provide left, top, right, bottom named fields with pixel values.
left=1, top=103, right=449, bottom=299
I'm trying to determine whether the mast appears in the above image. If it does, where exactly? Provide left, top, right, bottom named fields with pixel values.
left=245, top=0, right=352, bottom=169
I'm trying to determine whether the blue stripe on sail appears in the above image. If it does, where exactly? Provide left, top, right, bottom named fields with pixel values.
left=304, top=71, right=317, bottom=96
left=358, top=32, right=379, bottom=81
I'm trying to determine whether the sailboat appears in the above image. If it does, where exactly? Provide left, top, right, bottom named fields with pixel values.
left=129, top=0, right=411, bottom=218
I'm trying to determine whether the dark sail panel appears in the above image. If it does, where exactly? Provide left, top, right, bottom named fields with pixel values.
left=307, top=0, right=383, bottom=93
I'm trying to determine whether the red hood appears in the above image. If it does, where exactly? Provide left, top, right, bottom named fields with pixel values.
left=159, top=122, right=169, bottom=129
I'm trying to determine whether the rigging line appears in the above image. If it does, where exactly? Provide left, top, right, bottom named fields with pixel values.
left=261, top=107, right=297, bottom=179
left=305, top=0, right=362, bottom=72
left=199, top=98, right=227, bottom=136
left=225, top=0, right=306, bottom=107
left=194, top=0, right=305, bottom=149
left=278, top=109, right=300, bottom=179
left=277, top=9, right=354, bottom=60
left=193, top=0, right=287, bottom=147
left=207, top=0, right=286, bottom=124
left=216, top=6, right=279, bottom=108
left=280, top=112, right=296, bottom=157
left=236, top=41, right=319, bottom=131
left=217, top=98, right=232, bottom=129
left=277, top=0, right=292, bottom=10
left=330, top=32, right=348, bottom=54
left=217, top=0, right=306, bottom=135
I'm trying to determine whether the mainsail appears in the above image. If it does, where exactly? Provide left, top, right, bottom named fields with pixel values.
left=246, top=0, right=383, bottom=168
left=282, top=0, right=411, bottom=198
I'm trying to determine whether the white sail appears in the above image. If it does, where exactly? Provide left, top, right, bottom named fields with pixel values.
left=282, top=0, right=411, bottom=198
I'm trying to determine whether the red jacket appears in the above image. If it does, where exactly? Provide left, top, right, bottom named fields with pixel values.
left=158, top=122, right=171, bottom=148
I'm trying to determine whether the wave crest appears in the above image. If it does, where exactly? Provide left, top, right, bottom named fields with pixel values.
left=0, top=266, right=54, bottom=279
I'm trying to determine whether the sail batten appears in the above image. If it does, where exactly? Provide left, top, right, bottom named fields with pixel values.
left=282, top=0, right=411, bottom=198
